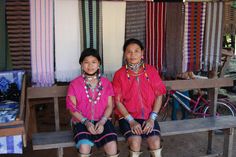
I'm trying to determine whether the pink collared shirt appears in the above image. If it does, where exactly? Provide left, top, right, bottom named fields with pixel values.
left=113, top=64, right=166, bottom=120
left=66, top=76, right=114, bottom=121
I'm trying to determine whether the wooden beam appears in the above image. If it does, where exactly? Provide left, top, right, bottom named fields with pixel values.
left=183, top=0, right=232, bottom=2
left=164, top=78, right=233, bottom=90
left=19, top=74, right=26, bottom=120
left=0, top=126, right=24, bottom=137
left=27, top=85, right=68, bottom=99
left=27, top=78, right=234, bottom=99
left=0, top=120, right=23, bottom=127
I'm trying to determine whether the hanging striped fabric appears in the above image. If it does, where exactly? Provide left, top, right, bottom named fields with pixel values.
left=54, top=0, right=81, bottom=82
left=164, top=3, right=184, bottom=78
left=0, top=135, right=23, bottom=154
left=203, top=2, right=223, bottom=71
left=79, top=0, right=103, bottom=67
left=146, top=2, right=166, bottom=72
left=125, top=2, right=146, bottom=48
left=5, top=0, right=31, bottom=72
left=182, top=2, right=206, bottom=72
left=125, top=2, right=146, bottom=65
left=224, top=2, right=236, bottom=35
left=30, top=0, right=54, bottom=87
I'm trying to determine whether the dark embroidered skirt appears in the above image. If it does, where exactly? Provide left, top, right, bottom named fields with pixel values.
left=72, top=120, right=117, bottom=148
left=119, top=118, right=161, bottom=139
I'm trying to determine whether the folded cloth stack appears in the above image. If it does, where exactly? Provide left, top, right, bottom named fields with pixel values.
left=0, top=70, right=24, bottom=154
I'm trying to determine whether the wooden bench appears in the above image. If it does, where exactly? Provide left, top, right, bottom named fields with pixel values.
left=32, top=116, right=236, bottom=157
left=26, top=78, right=235, bottom=157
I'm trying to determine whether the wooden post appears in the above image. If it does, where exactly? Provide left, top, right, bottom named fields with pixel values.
left=223, top=128, right=234, bottom=157
left=54, top=96, right=64, bottom=157
left=207, top=70, right=219, bottom=154
left=54, top=97, right=60, bottom=131
left=25, top=99, right=31, bottom=139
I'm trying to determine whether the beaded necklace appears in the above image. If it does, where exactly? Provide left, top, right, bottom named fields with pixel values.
left=83, top=73, right=103, bottom=104
left=126, top=62, right=149, bottom=81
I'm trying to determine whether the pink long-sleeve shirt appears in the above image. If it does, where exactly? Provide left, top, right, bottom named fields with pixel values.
left=66, top=76, right=114, bottom=121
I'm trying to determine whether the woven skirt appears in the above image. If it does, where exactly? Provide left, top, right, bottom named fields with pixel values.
left=119, top=118, right=161, bottom=139
left=72, top=120, right=117, bottom=148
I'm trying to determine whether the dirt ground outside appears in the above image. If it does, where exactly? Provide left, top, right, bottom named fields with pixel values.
left=2, top=131, right=236, bottom=157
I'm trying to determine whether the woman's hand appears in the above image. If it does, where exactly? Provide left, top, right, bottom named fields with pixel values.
left=95, top=120, right=105, bottom=134
left=129, top=120, right=143, bottom=135
left=142, top=119, right=154, bottom=135
left=85, top=120, right=97, bottom=135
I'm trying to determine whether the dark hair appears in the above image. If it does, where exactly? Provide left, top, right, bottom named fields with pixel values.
left=123, top=38, right=144, bottom=52
left=79, top=48, right=101, bottom=64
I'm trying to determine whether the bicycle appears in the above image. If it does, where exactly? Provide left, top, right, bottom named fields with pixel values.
left=158, top=90, right=236, bottom=121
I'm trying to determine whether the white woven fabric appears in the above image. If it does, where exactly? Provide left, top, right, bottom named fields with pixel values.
left=55, top=0, right=81, bottom=82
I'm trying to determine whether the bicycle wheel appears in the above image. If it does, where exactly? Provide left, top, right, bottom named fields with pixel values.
left=157, top=105, right=168, bottom=121
left=203, top=101, right=235, bottom=117
left=217, top=98, right=236, bottom=113
left=158, top=98, right=172, bottom=121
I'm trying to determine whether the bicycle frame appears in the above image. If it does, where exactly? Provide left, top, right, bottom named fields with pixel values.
left=167, top=90, right=210, bottom=117
left=159, top=90, right=236, bottom=121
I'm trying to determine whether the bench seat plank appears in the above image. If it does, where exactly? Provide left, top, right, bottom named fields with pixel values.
left=33, top=130, right=74, bottom=150
left=32, top=116, right=236, bottom=150
left=161, top=116, right=236, bottom=136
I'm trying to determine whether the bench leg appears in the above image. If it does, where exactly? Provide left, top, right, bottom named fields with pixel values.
left=223, top=128, right=234, bottom=157
left=23, top=134, right=27, bottom=147
left=57, top=148, right=63, bottom=157
left=207, top=130, right=213, bottom=154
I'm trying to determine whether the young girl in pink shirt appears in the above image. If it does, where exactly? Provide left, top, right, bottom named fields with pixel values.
left=113, top=39, right=166, bottom=157
left=66, top=48, right=118, bottom=157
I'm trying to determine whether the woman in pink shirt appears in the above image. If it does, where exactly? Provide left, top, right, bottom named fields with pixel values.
left=67, top=48, right=118, bottom=157
left=113, top=39, right=166, bottom=157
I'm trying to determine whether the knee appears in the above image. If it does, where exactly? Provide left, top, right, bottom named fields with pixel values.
left=104, top=141, right=117, bottom=154
left=128, top=138, right=142, bottom=151
left=106, top=141, right=117, bottom=149
left=147, top=136, right=161, bottom=150
left=79, top=144, right=91, bottom=154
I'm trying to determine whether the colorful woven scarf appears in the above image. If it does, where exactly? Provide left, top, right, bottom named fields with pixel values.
left=125, top=2, right=146, bottom=48
left=30, top=0, right=54, bottom=87
left=125, top=2, right=146, bottom=65
left=224, top=2, right=236, bottom=35
left=79, top=0, right=103, bottom=67
left=164, top=3, right=184, bottom=78
left=182, top=2, right=206, bottom=72
left=203, top=2, right=223, bottom=71
left=146, top=2, right=166, bottom=72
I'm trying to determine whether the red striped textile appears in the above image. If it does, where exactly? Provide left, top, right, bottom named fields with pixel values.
left=182, top=2, right=206, bottom=72
left=146, top=2, right=166, bottom=72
